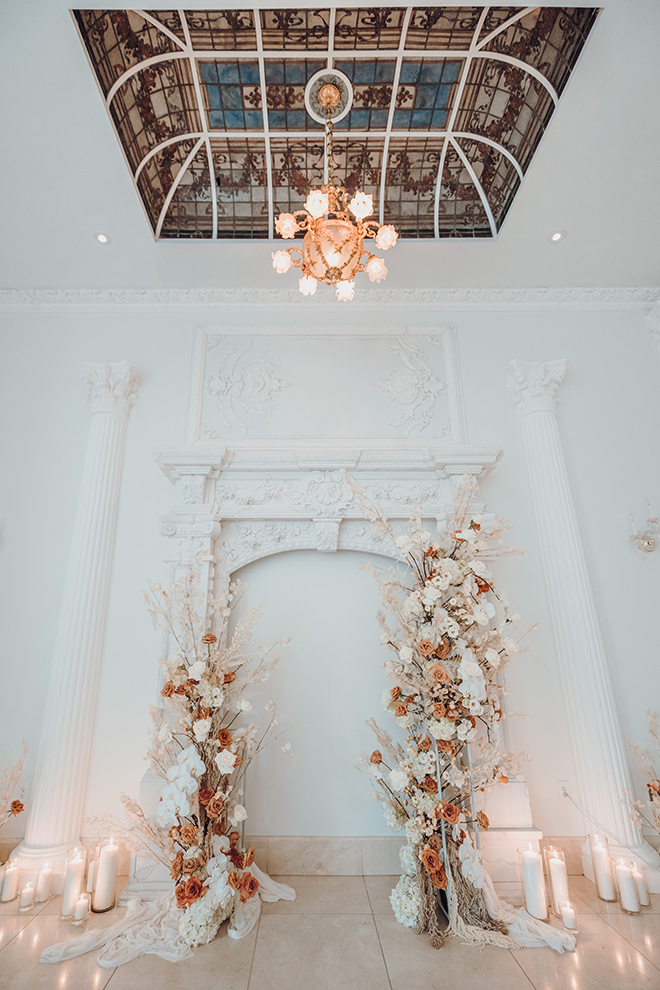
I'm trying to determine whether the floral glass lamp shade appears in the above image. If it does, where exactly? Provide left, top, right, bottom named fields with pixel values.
left=271, top=71, right=398, bottom=301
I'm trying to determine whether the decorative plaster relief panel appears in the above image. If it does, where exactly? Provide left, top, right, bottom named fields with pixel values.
left=188, top=328, right=466, bottom=446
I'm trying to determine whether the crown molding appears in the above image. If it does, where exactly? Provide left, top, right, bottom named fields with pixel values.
left=0, top=287, right=658, bottom=312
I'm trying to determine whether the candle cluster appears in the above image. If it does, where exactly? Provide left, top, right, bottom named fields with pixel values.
left=519, top=844, right=579, bottom=931
left=60, top=839, right=120, bottom=922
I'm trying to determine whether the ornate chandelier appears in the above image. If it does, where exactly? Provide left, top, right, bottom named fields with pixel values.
left=271, top=74, right=398, bottom=302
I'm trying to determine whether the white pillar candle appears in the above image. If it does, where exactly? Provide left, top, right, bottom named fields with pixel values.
left=591, top=843, right=616, bottom=900
left=560, top=901, right=578, bottom=929
left=74, top=894, right=89, bottom=921
left=35, top=866, right=53, bottom=902
left=93, top=840, right=119, bottom=912
left=615, top=860, right=640, bottom=913
left=86, top=860, right=96, bottom=894
left=61, top=855, right=85, bottom=917
left=520, top=848, right=547, bottom=919
left=633, top=866, right=650, bottom=907
left=548, top=855, right=570, bottom=915
left=1, top=863, right=19, bottom=902
left=19, top=883, right=35, bottom=909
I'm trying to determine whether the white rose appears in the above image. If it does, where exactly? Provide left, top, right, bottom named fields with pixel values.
left=230, top=804, right=248, bottom=823
left=193, top=717, right=212, bottom=742
left=399, top=646, right=413, bottom=662
left=471, top=560, right=487, bottom=576
left=389, top=768, right=409, bottom=791
left=215, top=749, right=239, bottom=774
left=188, top=660, right=206, bottom=680
left=239, top=699, right=253, bottom=712
left=428, top=718, right=455, bottom=741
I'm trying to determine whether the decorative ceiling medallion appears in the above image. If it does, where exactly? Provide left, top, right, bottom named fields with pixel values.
left=305, top=68, right=353, bottom=123
left=72, top=7, right=600, bottom=242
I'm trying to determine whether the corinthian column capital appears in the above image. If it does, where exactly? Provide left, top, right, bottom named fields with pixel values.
left=506, top=359, right=567, bottom=416
left=80, top=360, right=140, bottom=417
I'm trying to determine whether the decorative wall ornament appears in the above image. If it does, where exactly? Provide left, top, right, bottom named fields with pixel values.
left=217, top=521, right=315, bottom=571
left=313, top=518, right=341, bottom=553
left=188, top=329, right=464, bottom=446
left=506, top=359, right=567, bottom=416
left=80, top=360, right=140, bottom=417
left=629, top=503, right=660, bottom=555
left=205, top=343, right=291, bottom=432
left=297, top=471, right=354, bottom=516
left=1, top=287, right=658, bottom=310
left=373, top=337, right=447, bottom=436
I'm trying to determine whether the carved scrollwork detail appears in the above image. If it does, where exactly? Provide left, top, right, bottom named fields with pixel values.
left=372, top=337, right=446, bottom=436
left=506, top=359, right=567, bottom=416
left=205, top=341, right=291, bottom=433
left=217, top=521, right=315, bottom=571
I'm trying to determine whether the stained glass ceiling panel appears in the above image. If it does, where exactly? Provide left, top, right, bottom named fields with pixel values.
left=73, top=6, right=599, bottom=240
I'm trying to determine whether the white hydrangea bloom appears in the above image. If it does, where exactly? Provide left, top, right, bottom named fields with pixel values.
left=390, top=874, right=421, bottom=928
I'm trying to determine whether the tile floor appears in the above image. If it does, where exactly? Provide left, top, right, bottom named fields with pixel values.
left=0, top=874, right=658, bottom=989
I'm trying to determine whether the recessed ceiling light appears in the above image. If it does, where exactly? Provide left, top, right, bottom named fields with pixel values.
left=549, top=230, right=565, bottom=243
left=95, top=232, right=111, bottom=244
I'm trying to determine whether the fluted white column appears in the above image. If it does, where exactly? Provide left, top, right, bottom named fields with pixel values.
left=507, top=359, right=660, bottom=882
left=18, top=362, right=139, bottom=868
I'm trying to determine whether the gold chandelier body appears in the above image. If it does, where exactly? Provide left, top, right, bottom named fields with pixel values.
left=271, top=85, right=398, bottom=302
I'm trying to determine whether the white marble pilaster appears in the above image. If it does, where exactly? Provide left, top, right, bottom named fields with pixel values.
left=507, top=359, right=660, bottom=887
left=17, top=362, right=139, bottom=869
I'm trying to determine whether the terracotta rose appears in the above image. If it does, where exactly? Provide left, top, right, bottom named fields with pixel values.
left=370, top=750, right=383, bottom=764
left=431, top=864, right=448, bottom=890
left=198, top=787, right=214, bottom=806
left=161, top=681, right=175, bottom=697
left=418, top=639, right=436, bottom=657
left=205, top=795, right=225, bottom=820
left=182, top=857, right=199, bottom=876
left=391, top=686, right=401, bottom=701
left=394, top=703, right=408, bottom=718
left=201, top=633, right=217, bottom=644
left=421, top=847, right=441, bottom=874
left=420, top=775, right=438, bottom=794
left=435, top=639, right=451, bottom=659
left=218, top=728, right=232, bottom=748
left=10, top=800, right=24, bottom=815
left=438, top=801, right=460, bottom=825
left=227, top=871, right=241, bottom=891
left=170, top=851, right=184, bottom=880
left=179, top=823, right=198, bottom=845
left=417, top=735, right=432, bottom=752
left=240, top=872, right=260, bottom=903
left=428, top=663, right=450, bottom=683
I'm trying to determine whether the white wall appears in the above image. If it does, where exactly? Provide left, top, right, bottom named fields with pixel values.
left=1, top=303, right=659, bottom=841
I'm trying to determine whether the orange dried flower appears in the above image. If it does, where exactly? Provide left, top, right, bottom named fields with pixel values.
left=223, top=671, right=237, bottom=684
left=420, top=775, right=438, bottom=794
left=183, top=876, right=205, bottom=904
left=198, top=788, right=213, bottom=806
left=229, top=846, right=243, bottom=867
left=175, top=882, right=188, bottom=908
left=391, top=686, right=401, bottom=701
left=476, top=811, right=490, bottom=831
left=476, top=579, right=490, bottom=595
left=394, top=703, right=408, bottom=718
left=417, top=735, right=432, bottom=752
left=182, top=857, right=199, bottom=876
left=205, top=795, right=225, bottom=820
left=201, top=633, right=217, bottom=644
left=170, top=851, right=184, bottom=880
left=428, top=663, right=450, bottom=683
left=10, top=800, right=24, bottom=815
left=240, top=872, right=260, bottom=903
left=418, top=639, right=436, bottom=657
left=431, top=864, right=448, bottom=890
left=227, top=871, right=241, bottom=891
left=438, top=801, right=460, bottom=825
left=436, top=740, right=456, bottom=756
left=244, top=848, right=256, bottom=868
left=496, top=772, right=509, bottom=784
left=161, top=681, right=176, bottom=698
left=211, top=820, right=225, bottom=836
left=433, top=702, right=446, bottom=719
left=445, top=706, right=460, bottom=721
left=217, top=728, right=233, bottom=748
left=179, top=823, right=198, bottom=845
left=435, top=639, right=451, bottom=659
left=197, top=706, right=211, bottom=720
left=420, top=847, right=441, bottom=874
left=370, top=750, right=383, bottom=765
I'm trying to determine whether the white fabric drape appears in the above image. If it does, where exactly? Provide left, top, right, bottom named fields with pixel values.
left=40, top=865, right=296, bottom=968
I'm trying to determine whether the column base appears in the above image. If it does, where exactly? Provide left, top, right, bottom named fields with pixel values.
left=10, top=838, right=76, bottom=885
left=581, top=837, right=660, bottom=893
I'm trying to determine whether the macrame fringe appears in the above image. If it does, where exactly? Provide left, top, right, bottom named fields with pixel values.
left=414, top=841, right=523, bottom=951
